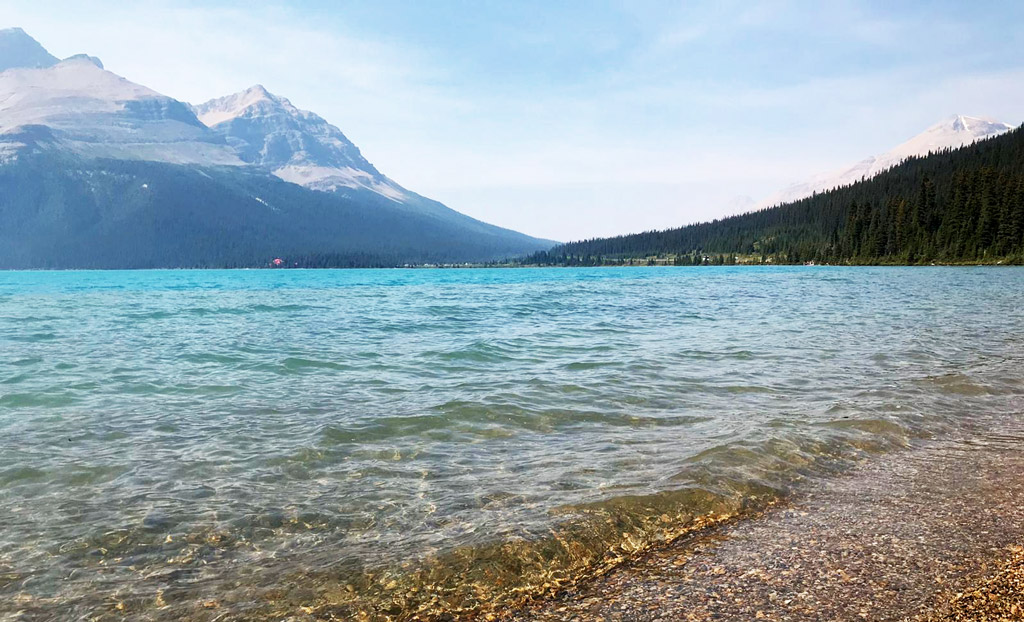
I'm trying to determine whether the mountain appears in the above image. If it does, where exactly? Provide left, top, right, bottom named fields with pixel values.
left=757, top=115, right=1014, bottom=208
left=191, top=84, right=556, bottom=245
left=194, top=85, right=406, bottom=201
left=0, top=27, right=58, bottom=72
left=0, top=29, right=552, bottom=268
left=0, top=55, right=244, bottom=166
left=525, top=125, right=1024, bottom=265
left=0, top=151, right=552, bottom=268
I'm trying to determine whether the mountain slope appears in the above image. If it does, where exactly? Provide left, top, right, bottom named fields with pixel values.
left=526, top=125, right=1024, bottom=265
left=0, top=29, right=553, bottom=268
left=758, top=115, right=1014, bottom=208
left=0, top=55, right=243, bottom=166
left=0, top=142, right=551, bottom=268
left=194, top=85, right=406, bottom=201
left=0, top=27, right=58, bottom=72
left=193, top=84, right=551, bottom=242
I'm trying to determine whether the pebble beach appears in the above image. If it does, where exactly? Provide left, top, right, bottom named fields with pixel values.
left=497, top=426, right=1024, bottom=622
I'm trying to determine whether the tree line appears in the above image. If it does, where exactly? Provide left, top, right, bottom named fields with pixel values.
left=523, top=125, right=1024, bottom=266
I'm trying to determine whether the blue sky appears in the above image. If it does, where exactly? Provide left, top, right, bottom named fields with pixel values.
left=6, top=0, right=1024, bottom=241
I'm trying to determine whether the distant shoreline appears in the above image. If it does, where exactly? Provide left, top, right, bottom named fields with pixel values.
left=2, top=262, right=1023, bottom=272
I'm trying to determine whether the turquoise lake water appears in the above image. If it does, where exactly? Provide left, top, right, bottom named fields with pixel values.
left=1, top=267, right=1022, bottom=620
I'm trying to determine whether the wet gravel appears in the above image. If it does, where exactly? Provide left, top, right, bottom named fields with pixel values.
left=922, top=545, right=1024, bottom=621
left=497, top=428, right=1024, bottom=622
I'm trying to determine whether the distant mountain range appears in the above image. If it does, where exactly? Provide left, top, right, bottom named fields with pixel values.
left=0, top=27, right=553, bottom=268
left=756, top=115, right=1014, bottom=208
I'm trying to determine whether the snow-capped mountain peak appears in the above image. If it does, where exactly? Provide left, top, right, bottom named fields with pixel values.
left=193, top=84, right=295, bottom=126
left=885, top=114, right=1012, bottom=161
left=757, top=114, right=1014, bottom=208
left=2, top=28, right=417, bottom=206
left=194, top=86, right=409, bottom=202
left=63, top=53, right=104, bottom=69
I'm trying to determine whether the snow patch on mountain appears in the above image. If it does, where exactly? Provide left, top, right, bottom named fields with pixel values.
left=194, top=85, right=409, bottom=202
left=757, top=115, right=1014, bottom=208
left=62, top=53, right=103, bottom=69
left=0, top=56, right=243, bottom=165
left=273, top=164, right=408, bottom=200
left=722, top=194, right=756, bottom=215
left=194, top=84, right=282, bottom=126
left=0, top=58, right=167, bottom=121
left=0, top=138, right=23, bottom=163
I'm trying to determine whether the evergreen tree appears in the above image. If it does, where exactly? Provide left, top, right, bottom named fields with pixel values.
left=523, top=126, right=1024, bottom=266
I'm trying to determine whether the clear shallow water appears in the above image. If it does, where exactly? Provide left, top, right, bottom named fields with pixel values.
left=0, top=267, right=1022, bottom=620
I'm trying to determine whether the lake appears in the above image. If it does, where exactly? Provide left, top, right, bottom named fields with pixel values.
left=1, top=266, right=1021, bottom=620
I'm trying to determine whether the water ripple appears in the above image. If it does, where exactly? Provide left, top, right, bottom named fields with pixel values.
left=0, top=266, right=1021, bottom=619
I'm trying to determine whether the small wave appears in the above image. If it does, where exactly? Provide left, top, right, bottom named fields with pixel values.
left=320, top=404, right=712, bottom=447
left=422, top=341, right=541, bottom=365
left=178, top=352, right=247, bottom=365
left=249, top=303, right=327, bottom=313
left=429, top=401, right=612, bottom=433
left=257, top=410, right=923, bottom=620
left=291, top=418, right=913, bottom=618
left=0, top=466, right=47, bottom=486
left=719, top=384, right=776, bottom=394
left=6, top=332, right=58, bottom=342
left=0, top=392, right=75, bottom=408
left=174, top=384, right=243, bottom=395
left=675, top=348, right=758, bottom=361
left=121, top=304, right=324, bottom=320
left=118, top=382, right=243, bottom=396
left=121, top=310, right=175, bottom=320
left=918, top=372, right=995, bottom=396
left=321, top=415, right=451, bottom=445
left=180, top=306, right=250, bottom=316
left=280, top=357, right=352, bottom=372
left=60, top=464, right=131, bottom=486
left=291, top=486, right=776, bottom=622
left=820, top=417, right=910, bottom=437
left=564, top=361, right=621, bottom=371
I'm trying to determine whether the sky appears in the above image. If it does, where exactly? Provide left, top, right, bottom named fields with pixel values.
left=5, top=0, right=1024, bottom=241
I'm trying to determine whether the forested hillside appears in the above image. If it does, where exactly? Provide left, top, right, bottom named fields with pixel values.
left=525, top=126, right=1024, bottom=265
left=0, top=146, right=549, bottom=269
